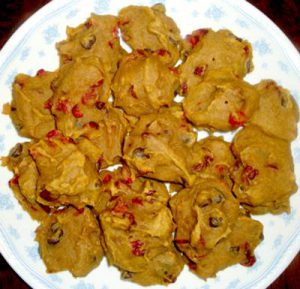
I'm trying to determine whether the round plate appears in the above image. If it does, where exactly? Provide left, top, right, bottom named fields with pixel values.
left=0, top=0, right=299, bottom=289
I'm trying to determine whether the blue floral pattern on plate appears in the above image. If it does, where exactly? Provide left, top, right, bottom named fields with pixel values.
left=8, top=225, right=20, bottom=240
left=20, top=47, right=30, bottom=61
left=94, top=0, right=110, bottom=13
left=26, top=245, right=40, bottom=262
left=205, top=4, right=225, bottom=20
left=43, top=25, right=60, bottom=45
left=66, top=9, right=79, bottom=19
left=0, top=194, right=14, bottom=210
left=72, top=281, right=95, bottom=289
left=253, top=39, right=272, bottom=56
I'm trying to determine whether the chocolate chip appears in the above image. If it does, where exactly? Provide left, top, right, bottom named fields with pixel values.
left=47, top=223, right=64, bottom=245
left=198, top=198, right=212, bottom=208
left=94, top=180, right=101, bottom=188
left=168, top=36, right=178, bottom=47
left=121, top=271, right=133, bottom=279
left=80, top=34, right=96, bottom=49
left=182, top=135, right=194, bottom=145
left=14, top=123, right=23, bottom=131
left=234, top=36, right=243, bottom=42
left=260, top=233, right=264, bottom=241
left=209, top=216, right=223, bottom=227
left=230, top=246, right=240, bottom=254
left=279, top=92, right=288, bottom=107
left=246, top=60, right=252, bottom=73
left=133, top=147, right=149, bottom=159
left=50, top=78, right=59, bottom=91
left=214, top=194, right=223, bottom=204
left=9, top=143, right=23, bottom=158
left=244, top=209, right=251, bottom=217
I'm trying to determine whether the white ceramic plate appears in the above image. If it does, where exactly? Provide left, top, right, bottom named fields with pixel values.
left=0, top=0, right=299, bottom=289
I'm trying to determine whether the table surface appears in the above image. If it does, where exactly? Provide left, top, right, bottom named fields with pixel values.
left=0, top=0, right=299, bottom=288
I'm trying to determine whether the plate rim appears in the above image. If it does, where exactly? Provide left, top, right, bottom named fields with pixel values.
left=0, top=1, right=299, bottom=289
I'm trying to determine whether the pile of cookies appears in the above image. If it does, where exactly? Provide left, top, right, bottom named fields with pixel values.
left=3, top=4, right=298, bottom=286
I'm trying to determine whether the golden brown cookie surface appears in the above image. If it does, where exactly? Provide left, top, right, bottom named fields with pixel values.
left=112, top=50, right=179, bottom=116
left=183, top=77, right=259, bottom=131
left=179, top=29, right=253, bottom=94
left=170, top=178, right=263, bottom=279
left=123, top=106, right=197, bottom=184
left=56, top=14, right=125, bottom=75
left=231, top=125, right=297, bottom=214
left=36, top=207, right=103, bottom=277
left=189, top=136, right=235, bottom=186
left=119, top=4, right=182, bottom=66
left=29, top=134, right=101, bottom=208
left=99, top=167, right=184, bottom=285
left=3, top=142, right=50, bottom=221
left=51, top=56, right=111, bottom=138
left=75, top=105, right=129, bottom=168
left=10, top=71, right=56, bottom=139
left=249, top=80, right=299, bottom=141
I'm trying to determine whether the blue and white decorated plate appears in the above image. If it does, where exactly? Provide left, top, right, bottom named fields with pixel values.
left=0, top=0, right=299, bottom=289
